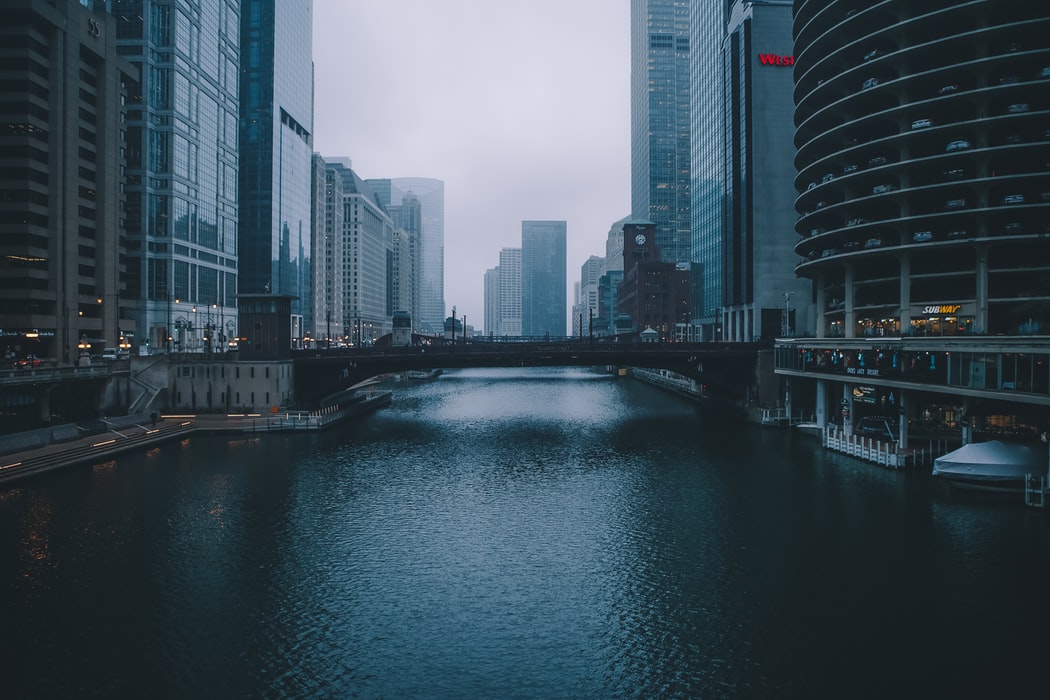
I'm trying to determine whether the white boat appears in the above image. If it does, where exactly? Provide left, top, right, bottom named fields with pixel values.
left=932, top=440, right=1047, bottom=492
left=795, top=421, right=823, bottom=437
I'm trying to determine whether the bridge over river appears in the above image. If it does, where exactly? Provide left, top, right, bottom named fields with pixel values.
left=292, top=340, right=765, bottom=407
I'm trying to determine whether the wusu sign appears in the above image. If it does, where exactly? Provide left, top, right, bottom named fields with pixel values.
left=758, top=53, right=794, bottom=66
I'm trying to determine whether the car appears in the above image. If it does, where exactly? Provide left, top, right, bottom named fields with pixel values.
left=938, top=84, right=960, bottom=95
left=912, top=230, right=935, bottom=242
left=847, top=217, right=868, bottom=226
left=810, top=227, right=825, bottom=237
left=872, top=184, right=896, bottom=194
left=844, top=137, right=860, bottom=147
left=1041, top=191, right=1050, bottom=202
left=946, top=228, right=971, bottom=238
left=998, top=74, right=1021, bottom=85
left=942, top=168, right=966, bottom=180
left=1002, top=222, right=1023, bottom=235
left=862, top=77, right=879, bottom=90
left=868, top=155, right=888, bottom=167
left=815, top=200, right=827, bottom=209
left=1005, top=134, right=1024, bottom=145
left=1007, top=103, right=1030, bottom=114
left=1003, top=194, right=1025, bottom=204
left=13, top=354, right=42, bottom=368
left=842, top=164, right=859, bottom=174
left=946, top=139, right=971, bottom=152
left=806, top=181, right=817, bottom=191
left=821, top=249, right=835, bottom=257
left=863, top=48, right=885, bottom=62
left=101, top=348, right=119, bottom=361
left=841, top=240, right=862, bottom=251
left=822, top=173, right=835, bottom=183
left=1041, top=67, right=1050, bottom=78
left=945, top=197, right=968, bottom=209
left=864, top=237, right=883, bottom=249
left=911, top=118, right=933, bottom=129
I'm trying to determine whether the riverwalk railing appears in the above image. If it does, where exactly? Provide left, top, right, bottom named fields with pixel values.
left=822, top=426, right=948, bottom=469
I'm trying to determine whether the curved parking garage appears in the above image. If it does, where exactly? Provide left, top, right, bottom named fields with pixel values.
left=792, top=2, right=1049, bottom=338
left=778, top=1, right=1050, bottom=450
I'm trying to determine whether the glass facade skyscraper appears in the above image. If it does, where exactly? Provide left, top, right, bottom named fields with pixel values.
left=239, top=0, right=315, bottom=338
left=521, top=221, right=566, bottom=337
left=631, top=0, right=692, bottom=264
left=115, top=0, right=241, bottom=353
left=689, top=0, right=733, bottom=339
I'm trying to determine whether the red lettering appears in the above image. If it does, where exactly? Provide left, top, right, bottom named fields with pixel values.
left=758, top=53, right=794, bottom=67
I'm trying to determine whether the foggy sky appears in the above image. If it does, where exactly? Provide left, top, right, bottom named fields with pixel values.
left=312, top=0, right=631, bottom=331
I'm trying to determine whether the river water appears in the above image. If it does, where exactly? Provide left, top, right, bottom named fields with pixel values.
left=2, top=368, right=1049, bottom=698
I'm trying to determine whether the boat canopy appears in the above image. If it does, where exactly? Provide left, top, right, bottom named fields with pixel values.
left=932, top=440, right=1047, bottom=482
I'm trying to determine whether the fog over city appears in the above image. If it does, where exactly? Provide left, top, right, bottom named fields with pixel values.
left=313, top=0, right=631, bottom=329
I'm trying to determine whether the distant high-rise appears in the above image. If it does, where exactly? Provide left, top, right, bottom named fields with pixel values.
left=497, top=248, right=522, bottom=336
left=690, top=0, right=733, bottom=339
left=368, top=178, right=445, bottom=334
left=329, top=161, right=394, bottom=344
left=115, top=0, right=241, bottom=353
left=631, top=0, right=692, bottom=264
left=0, top=2, right=133, bottom=365
left=521, top=221, right=566, bottom=337
left=239, top=0, right=315, bottom=339
left=483, top=267, right=500, bottom=336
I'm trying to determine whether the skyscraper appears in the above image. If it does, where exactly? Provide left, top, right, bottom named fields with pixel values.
left=239, top=0, right=315, bottom=339
left=722, top=0, right=810, bottom=342
left=328, top=161, right=394, bottom=345
left=0, top=2, right=133, bottom=364
left=690, top=0, right=733, bottom=339
left=631, top=0, right=692, bottom=264
left=368, top=178, right=445, bottom=334
left=497, top=247, right=522, bottom=336
left=521, top=221, right=566, bottom=337
left=115, top=0, right=241, bottom=353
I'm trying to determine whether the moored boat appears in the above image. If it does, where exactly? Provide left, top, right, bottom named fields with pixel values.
left=932, top=440, right=1047, bottom=493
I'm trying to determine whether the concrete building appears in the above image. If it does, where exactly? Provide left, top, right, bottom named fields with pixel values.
left=497, top=248, right=522, bottom=336
left=115, top=0, right=241, bottom=355
left=483, top=267, right=499, bottom=336
left=521, top=221, right=566, bottom=337
left=722, top=0, right=812, bottom=342
left=328, top=161, right=393, bottom=345
left=0, top=1, right=134, bottom=365
left=631, top=0, right=692, bottom=266
left=777, top=0, right=1050, bottom=444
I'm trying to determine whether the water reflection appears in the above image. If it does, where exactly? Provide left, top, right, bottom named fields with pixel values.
left=0, top=368, right=1048, bottom=698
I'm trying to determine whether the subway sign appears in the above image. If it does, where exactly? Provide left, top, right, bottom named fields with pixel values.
left=758, top=53, right=794, bottom=66
left=921, top=305, right=961, bottom=315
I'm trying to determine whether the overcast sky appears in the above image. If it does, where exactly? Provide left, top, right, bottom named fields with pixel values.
left=312, top=0, right=631, bottom=331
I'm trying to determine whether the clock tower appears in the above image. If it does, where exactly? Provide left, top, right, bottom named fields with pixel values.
left=624, top=220, right=656, bottom=268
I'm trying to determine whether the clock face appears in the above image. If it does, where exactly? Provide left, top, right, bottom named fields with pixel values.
left=635, top=234, right=646, bottom=245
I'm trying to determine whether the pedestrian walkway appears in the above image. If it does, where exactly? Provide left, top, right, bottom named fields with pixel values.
left=0, top=413, right=244, bottom=487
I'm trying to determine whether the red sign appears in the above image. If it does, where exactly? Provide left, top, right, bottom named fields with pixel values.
left=759, top=53, right=794, bottom=66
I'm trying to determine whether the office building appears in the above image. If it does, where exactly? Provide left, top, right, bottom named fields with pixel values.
left=114, top=0, right=240, bottom=354
left=777, top=1, right=1050, bottom=441
left=690, top=0, right=734, bottom=339
left=722, top=0, right=811, bottom=342
left=368, top=178, right=444, bottom=334
left=521, top=221, right=566, bottom=337
left=366, top=180, right=422, bottom=328
left=328, top=161, right=394, bottom=345
left=483, top=267, right=499, bottom=336
left=0, top=1, right=133, bottom=363
left=631, top=0, right=692, bottom=265
left=497, top=247, right=522, bottom=336
left=239, top=0, right=315, bottom=340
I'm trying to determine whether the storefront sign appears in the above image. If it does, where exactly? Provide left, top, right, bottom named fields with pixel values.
left=921, top=305, right=961, bottom=315
left=758, top=53, right=794, bottom=66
